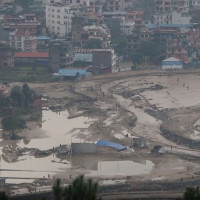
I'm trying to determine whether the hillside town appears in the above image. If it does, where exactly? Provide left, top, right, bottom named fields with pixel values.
left=1, top=0, right=200, bottom=200
left=0, top=0, right=200, bottom=75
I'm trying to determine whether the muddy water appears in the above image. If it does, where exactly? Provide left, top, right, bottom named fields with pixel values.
left=89, top=160, right=154, bottom=176
left=0, top=109, right=92, bottom=183
left=19, top=110, right=92, bottom=150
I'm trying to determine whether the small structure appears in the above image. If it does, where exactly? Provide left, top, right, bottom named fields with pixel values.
left=133, top=137, right=147, bottom=148
left=97, top=139, right=126, bottom=151
left=54, top=69, right=87, bottom=80
left=152, top=145, right=167, bottom=154
left=71, top=143, right=97, bottom=154
left=162, top=57, right=183, bottom=70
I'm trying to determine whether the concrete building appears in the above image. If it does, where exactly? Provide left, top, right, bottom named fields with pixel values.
left=120, top=18, right=135, bottom=36
left=82, top=25, right=111, bottom=48
left=126, top=11, right=144, bottom=28
left=71, top=16, right=84, bottom=46
left=9, top=30, right=37, bottom=52
left=93, top=49, right=116, bottom=68
left=73, top=48, right=116, bottom=69
left=162, top=56, right=183, bottom=69
left=192, top=0, right=200, bottom=9
left=73, top=48, right=93, bottom=65
left=49, top=39, right=72, bottom=72
left=46, top=2, right=73, bottom=37
left=166, top=37, right=188, bottom=58
left=15, top=52, right=49, bottom=67
left=104, top=0, right=125, bottom=12
left=71, top=143, right=97, bottom=154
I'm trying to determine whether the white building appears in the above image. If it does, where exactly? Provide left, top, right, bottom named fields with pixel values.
left=162, top=57, right=183, bottom=70
left=120, top=18, right=135, bottom=36
left=192, top=0, right=200, bottom=9
left=46, top=2, right=73, bottom=37
left=171, top=12, right=191, bottom=24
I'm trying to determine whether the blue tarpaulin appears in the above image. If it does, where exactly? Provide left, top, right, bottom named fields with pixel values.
left=97, top=140, right=126, bottom=151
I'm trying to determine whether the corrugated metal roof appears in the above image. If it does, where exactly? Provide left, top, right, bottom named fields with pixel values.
left=58, top=69, right=86, bottom=77
left=37, top=36, right=50, bottom=40
left=163, top=57, right=181, bottom=62
left=15, top=52, right=49, bottom=58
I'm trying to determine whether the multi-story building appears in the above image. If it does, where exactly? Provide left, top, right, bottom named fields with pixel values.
left=0, top=42, right=14, bottom=68
left=120, top=18, right=135, bottom=36
left=49, top=39, right=73, bottom=72
left=0, top=0, right=13, bottom=11
left=192, top=0, right=200, bottom=9
left=9, top=30, right=37, bottom=52
left=82, top=25, right=111, bottom=48
left=154, top=0, right=190, bottom=12
left=103, top=0, right=124, bottom=12
left=166, top=37, right=188, bottom=59
left=126, top=11, right=144, bottom=28
left=3, top=14, right=40, bottom=35
left=46, top=2, right=73, bottom=37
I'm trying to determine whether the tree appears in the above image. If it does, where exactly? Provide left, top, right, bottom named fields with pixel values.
left=22, top=83, right=32, bottom=111
left=10, top=86, right=25, bottom=108
left=139, top=40, right=157, bottom=60
left=184, top=187, right=200, bottom=200
left=1, top=115, right=25, bottom=139
left=130, top=52, right=144, bottom=67
left=53, top=175, right=101, bottom=200
left=114, top=37, right=127, bottom=56
left=0, top=191, right=8, bottom=200
left=53, top=179, right=63, bottom=200
left=0, top=95, right=10, bottom=108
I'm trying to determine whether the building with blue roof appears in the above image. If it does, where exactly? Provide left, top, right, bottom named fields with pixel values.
left=37, top=36, right=50, bottom=40
left=54, top=69, right=87, bottom=80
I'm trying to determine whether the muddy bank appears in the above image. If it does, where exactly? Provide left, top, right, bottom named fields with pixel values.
left=160, top=125, right=200, bottom=149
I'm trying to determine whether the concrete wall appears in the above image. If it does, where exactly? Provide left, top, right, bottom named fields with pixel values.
left=93, top=51, right=112, bottom=68
left=71, top=143, right=97, bottom=154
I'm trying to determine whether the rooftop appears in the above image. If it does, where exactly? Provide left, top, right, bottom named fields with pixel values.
left=15, top=52, right=49, bottom=58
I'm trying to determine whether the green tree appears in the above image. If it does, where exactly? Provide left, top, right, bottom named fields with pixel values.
left=130, top=52, right=144, bottom=67
left=184, top=187, right=200, bottom=200
left=1, top=115, right=25, bottom=139
left=10, top=86, right=25, bottom=108
left=0, top=95, right=10, bottom=108
left=53, top=175, right=101, bottom=200
left=114, top=37, right=127, bottom=56
left=84, top=39, right=102, bottom=49
left=0, top=191, right=8, bottom=200
left=53, top=179, right=63, bottom=200
left=22, top=83, right=32, bottom=111
left=139, top=40, right=156, bottom=60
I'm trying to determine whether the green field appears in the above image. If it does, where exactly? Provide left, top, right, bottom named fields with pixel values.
left=0, top=66, right=57, bottom=83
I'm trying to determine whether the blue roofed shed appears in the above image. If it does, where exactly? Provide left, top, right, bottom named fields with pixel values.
left=97, top=140, right=126, bottom=151
left=55, top=69, right=87, bottom=80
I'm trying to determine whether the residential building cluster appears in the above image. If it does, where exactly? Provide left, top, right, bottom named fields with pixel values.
left=0, top=0, right=200, bottom=74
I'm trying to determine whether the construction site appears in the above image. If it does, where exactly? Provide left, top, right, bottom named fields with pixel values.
left=1, top=69, right=200, bottom=199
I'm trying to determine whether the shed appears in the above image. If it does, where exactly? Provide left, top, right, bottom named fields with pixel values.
left=162, top=57, right=183, bottom=70
left=133, top=137, right=147, bottom=148
left=152, top=145, right=167, bottom=154
left=57, top=69, right=87, bottom=80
